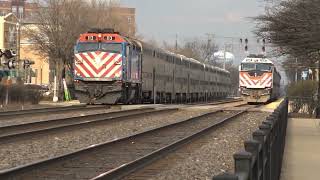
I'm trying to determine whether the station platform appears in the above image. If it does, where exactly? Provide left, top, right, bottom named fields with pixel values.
left=281, top=118, right=320, bottom=180
left=39, top=100, right=82, bottom=106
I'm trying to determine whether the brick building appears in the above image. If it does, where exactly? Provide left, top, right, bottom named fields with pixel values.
left=0, top=0, right=38, bottom=21
left=112, top=7, right=136, bottom=37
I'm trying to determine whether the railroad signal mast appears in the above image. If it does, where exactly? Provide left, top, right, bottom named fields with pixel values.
left=0, top=49, right=34, bottom=70
left=240, top=38, right=270, bottom=56
left=0, top=49, right=17, bottom=69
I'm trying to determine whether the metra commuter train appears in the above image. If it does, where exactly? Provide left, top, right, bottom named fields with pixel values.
left=73, top=29, right=231, bottom=104
left=239, top=54, right=281, bottom=103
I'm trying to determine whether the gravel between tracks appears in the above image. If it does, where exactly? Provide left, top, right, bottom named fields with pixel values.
left=0, top=108, right=212, bottom=170
left=125, top=111, right=270, bottom=180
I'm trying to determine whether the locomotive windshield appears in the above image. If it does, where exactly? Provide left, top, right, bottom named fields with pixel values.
left=77, top=42, right=99, bottom=52
left=100, top=43, right=122, bottom=53
left=76, top=42, right=122, bottom=53
left=241, top=63, right=255, bottom=71
left=256, top=64, right=272, bottom=71
left=241, top=63, right=272, bottom=72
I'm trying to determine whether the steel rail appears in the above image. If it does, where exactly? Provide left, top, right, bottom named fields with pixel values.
left=0, top=108, right=178, bottom=143
left=188, top=98, right=243, bottom=106
left=0, top=105, right=109, bottom=119
left=0, top=107, right=252, bottom=180
left=91, top=109, right=249, bottom=180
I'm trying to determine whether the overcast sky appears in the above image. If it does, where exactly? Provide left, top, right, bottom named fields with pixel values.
left=118, top=0, right=290, bottom=82
left=120, top=0, right=266, bottom=45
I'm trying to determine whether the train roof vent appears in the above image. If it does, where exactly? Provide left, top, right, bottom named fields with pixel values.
left=87, top=28, right=119, bottom=34
left=247, top=54, right=266, bottom=58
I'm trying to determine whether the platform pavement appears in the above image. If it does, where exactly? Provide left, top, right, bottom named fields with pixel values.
left=280, top=118, right=320, bottom=180
left=39, top=100, right=82, bottom=106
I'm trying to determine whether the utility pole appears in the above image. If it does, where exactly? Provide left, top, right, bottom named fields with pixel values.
left=316, top=60, right=320, bottom=118
left=223, top=44, right=226, bottom=69
left=295, top=58, right=298, bottom=82
left=175, top=34, right=178, bottom=51
left=205, top=33, right=214, bottom=63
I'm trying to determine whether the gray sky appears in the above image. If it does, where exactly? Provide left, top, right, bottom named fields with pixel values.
left=120, top=0, right=266, bottom=45
left=120, top=0, right=286, bottom=84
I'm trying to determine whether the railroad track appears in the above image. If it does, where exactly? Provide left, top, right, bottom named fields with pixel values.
left=188, top=98, right=243, bottom=106
left=0, top=105, right=110, bottom=119
left=0, top=105, right=256, bottom=180
left=0, top=107, right=178, bottom=143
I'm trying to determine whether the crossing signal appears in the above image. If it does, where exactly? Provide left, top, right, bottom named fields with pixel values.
left=7, top=60, right=16, bottom=69
left=22, top=59, right=34, bottom=69
left=1, top=49, right=16, bottom=59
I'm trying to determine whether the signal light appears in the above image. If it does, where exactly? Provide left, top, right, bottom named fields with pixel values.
left=7, top=60, right=16, bottom=69
left=240, top=38, right=243, bottom=43
left=22, top=59, right=34, bottom=69
left=245, top=45, right=248, bottom=51
left=0, top=49, right=16, bottom=59
left=262, top=46, right=266, bottom=52
left=245, top=38, right=248, bottom=44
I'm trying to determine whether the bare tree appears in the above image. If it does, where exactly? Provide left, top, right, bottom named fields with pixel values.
left=254, top=0, right=320, bottom=83
left=25, top=0, right=134, bottom=99
left=254, top=0, right=320, bottom=116
left=255, top=0, right=320, bottom=59
left=162, top=37, right=218, bottom=63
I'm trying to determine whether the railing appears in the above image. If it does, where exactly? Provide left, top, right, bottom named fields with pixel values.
left=213, top=98, right=289, bottom=180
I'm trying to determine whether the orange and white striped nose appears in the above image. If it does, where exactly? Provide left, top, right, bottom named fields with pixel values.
left=74, top=51, right=122, bottom=79
left=239, top=72, right=272, bottom=88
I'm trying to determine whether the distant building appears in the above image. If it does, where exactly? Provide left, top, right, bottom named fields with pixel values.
left=112, top=7, right=136, bottom=37
left=0, top=13, right=18, bottom=71
left=0, top=0, right=38, bottom=22
left=0, top=12, right=18, bottom=51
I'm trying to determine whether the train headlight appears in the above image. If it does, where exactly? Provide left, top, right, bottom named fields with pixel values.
left=262, top=88, right=271, bottom=95
left=241, top=88, right=250, bottom=96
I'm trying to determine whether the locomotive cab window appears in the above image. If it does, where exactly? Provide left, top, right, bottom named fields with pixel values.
left=241, top=63, right=255, bottom=71
left=76, top=42, right=122, bottom=53
left=241, top=63, right=272, bottom=72
left=100, top=43, right=122, bottom=53
left=76, top=42, right=99, bottom=52
left=256, top=63, right=272, bottom=71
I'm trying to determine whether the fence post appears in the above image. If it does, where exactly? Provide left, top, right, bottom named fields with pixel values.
left=252, top=130, right=266, bottom=180
left=244, top=140, right=261, bottom=180
left=212, top=173, right=239, bottom=180
left=264, top=118, right=276, bottom=180
left=234, top=150, right=252, bottom=180
left=259, top=123, right=272, bottom=180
